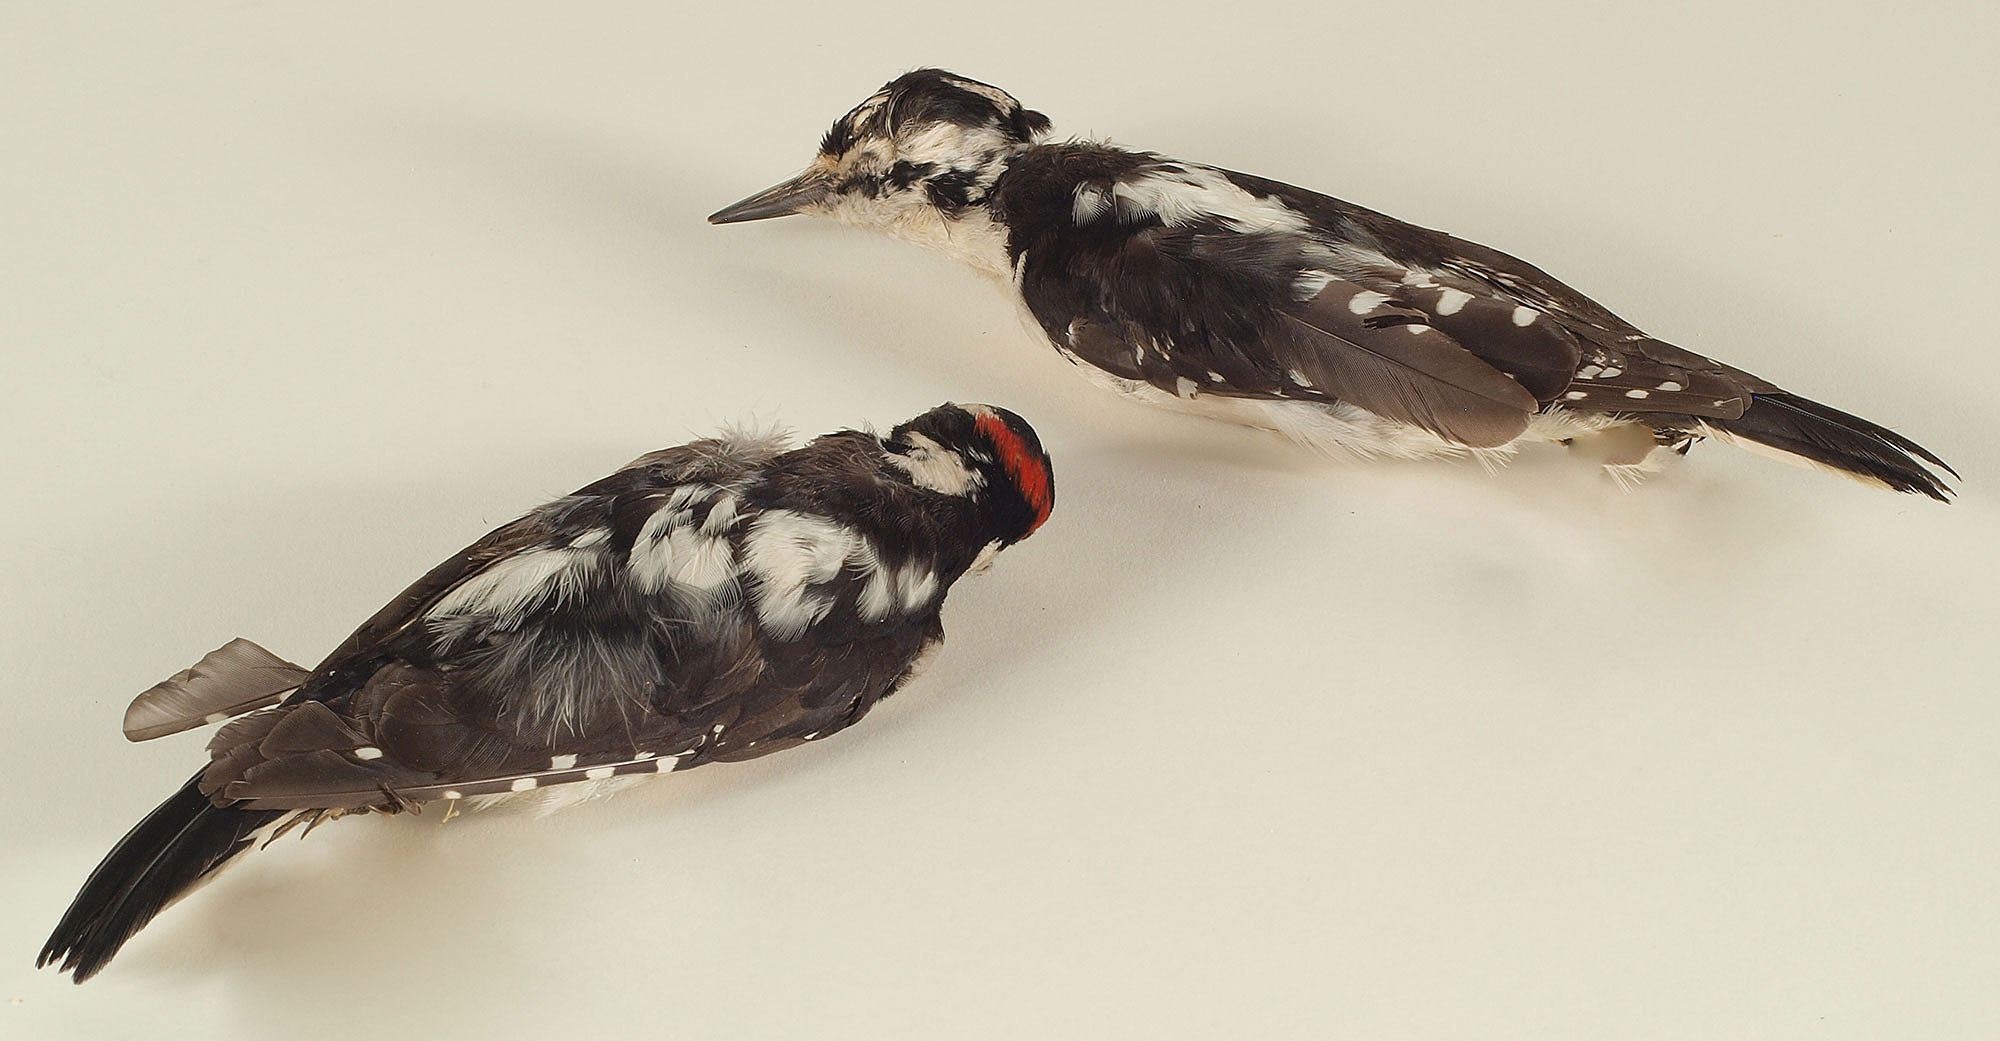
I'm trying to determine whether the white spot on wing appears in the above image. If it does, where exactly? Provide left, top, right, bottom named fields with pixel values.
left=742, top=510, right=855, bottom=639
left=550, top=754, right=578, bottom=769
left=1435, top=288, right=1472, bottom=315
left=1293, top=270, right=1336, bottom=300
left=1347, top=290, right=1391, bottom=315
left=1072, top=185, right=1110, bottom=224
left=628, top=490, right=737, bottom=595
left=1511, top=306, right=1539, bottom=326
left=510, top=777, right=538, bottom=792
left=701, top=494, right=739, bottom=535
left=428, top=542, right=603, bottom=631
left=1625, top=389, right=1650, bottom=399
left=858, top=557, right=897, bottom=620
left=742, top=511, right=925, bottom=635
left=898, top=564, right=938, bottom=608
left=1103, top=164, right=1311, bottom=233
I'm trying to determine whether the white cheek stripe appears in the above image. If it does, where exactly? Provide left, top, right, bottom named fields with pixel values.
left=886, top=431, right=985, bottom=495
left=897, top=121, right=1015, bottom=170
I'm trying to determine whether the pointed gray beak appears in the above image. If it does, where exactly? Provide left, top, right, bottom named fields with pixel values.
left=708, top=173, right=831, bottom=224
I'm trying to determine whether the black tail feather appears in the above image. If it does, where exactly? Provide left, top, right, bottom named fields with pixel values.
left=38, top=777, right=281, bottom=983
left=1706, top=392, right=1956, bottom=501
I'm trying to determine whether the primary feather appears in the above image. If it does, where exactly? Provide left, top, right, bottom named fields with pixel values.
left=121, top=638, right=310, bottom=742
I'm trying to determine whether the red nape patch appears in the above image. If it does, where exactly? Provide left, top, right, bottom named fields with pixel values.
left=974, top=412, right=1053, bottom=533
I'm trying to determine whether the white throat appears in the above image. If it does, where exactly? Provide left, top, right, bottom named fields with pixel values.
left=819, top=194, right=1014, bottom=282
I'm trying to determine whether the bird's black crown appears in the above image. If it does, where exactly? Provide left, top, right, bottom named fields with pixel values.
left=889, top=403, right=1054, bottom=545
left=819, top=68, right=1051, bottom=158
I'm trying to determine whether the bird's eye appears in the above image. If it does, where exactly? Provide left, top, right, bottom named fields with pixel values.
left=886, top=160, right=935, bottom=189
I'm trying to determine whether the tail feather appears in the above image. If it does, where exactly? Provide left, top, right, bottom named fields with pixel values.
left=38, top=777, right=281, bottom=983
left=1702, top=392, right=1956, bottom=501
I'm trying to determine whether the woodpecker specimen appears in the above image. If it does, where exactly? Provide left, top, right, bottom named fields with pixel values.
left=712, top=69, right=1954, bottom=499
left=39, top=404, right=1055, bottom=983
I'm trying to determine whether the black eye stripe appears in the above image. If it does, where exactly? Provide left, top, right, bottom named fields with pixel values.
left=924, top=169, right=980, bottom=213
left=886, top=161, right=936, bottom=188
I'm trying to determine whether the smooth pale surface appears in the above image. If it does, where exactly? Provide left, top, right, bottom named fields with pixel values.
left=2, top=2, right=1995, bottom=1038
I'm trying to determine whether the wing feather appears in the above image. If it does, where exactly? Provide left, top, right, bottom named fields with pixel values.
left=122, top=639, right=311, bottom=742
left=1276, top=281, right=1537, bottom=447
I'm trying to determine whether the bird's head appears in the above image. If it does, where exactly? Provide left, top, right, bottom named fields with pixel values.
left=709, top=70, right=1050, bottom=261
left=883, top=403, right=1054, bottom=560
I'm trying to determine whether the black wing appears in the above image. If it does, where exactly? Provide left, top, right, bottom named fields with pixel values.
left=1019, top=218, right=1570, bottom=447
left=1220, top=169, right=1769, bottom=420
left=189, top=435, right=924, bottom=811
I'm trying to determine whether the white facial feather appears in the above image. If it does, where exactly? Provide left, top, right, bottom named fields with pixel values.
left=884, top=431, right=985, bottom=495
left=818, top=191, right=1015, bottom=280
left=814, top=116, right=1024, bottom=278
left=896, top=121, right=1015, bottom=170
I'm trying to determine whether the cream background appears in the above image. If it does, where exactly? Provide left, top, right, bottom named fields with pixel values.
left=3, top=2, right=1995, bottom=1038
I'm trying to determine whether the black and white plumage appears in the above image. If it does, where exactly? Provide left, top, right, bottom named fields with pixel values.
left=711, top=69, right=1955, bottom=499
left=39, top=403, right=1055, bottom=983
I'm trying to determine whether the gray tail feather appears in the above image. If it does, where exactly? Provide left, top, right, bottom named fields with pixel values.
left=1705, top=392, right=1957, bottom=502
left=37, top=777, right=282, bottom=983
